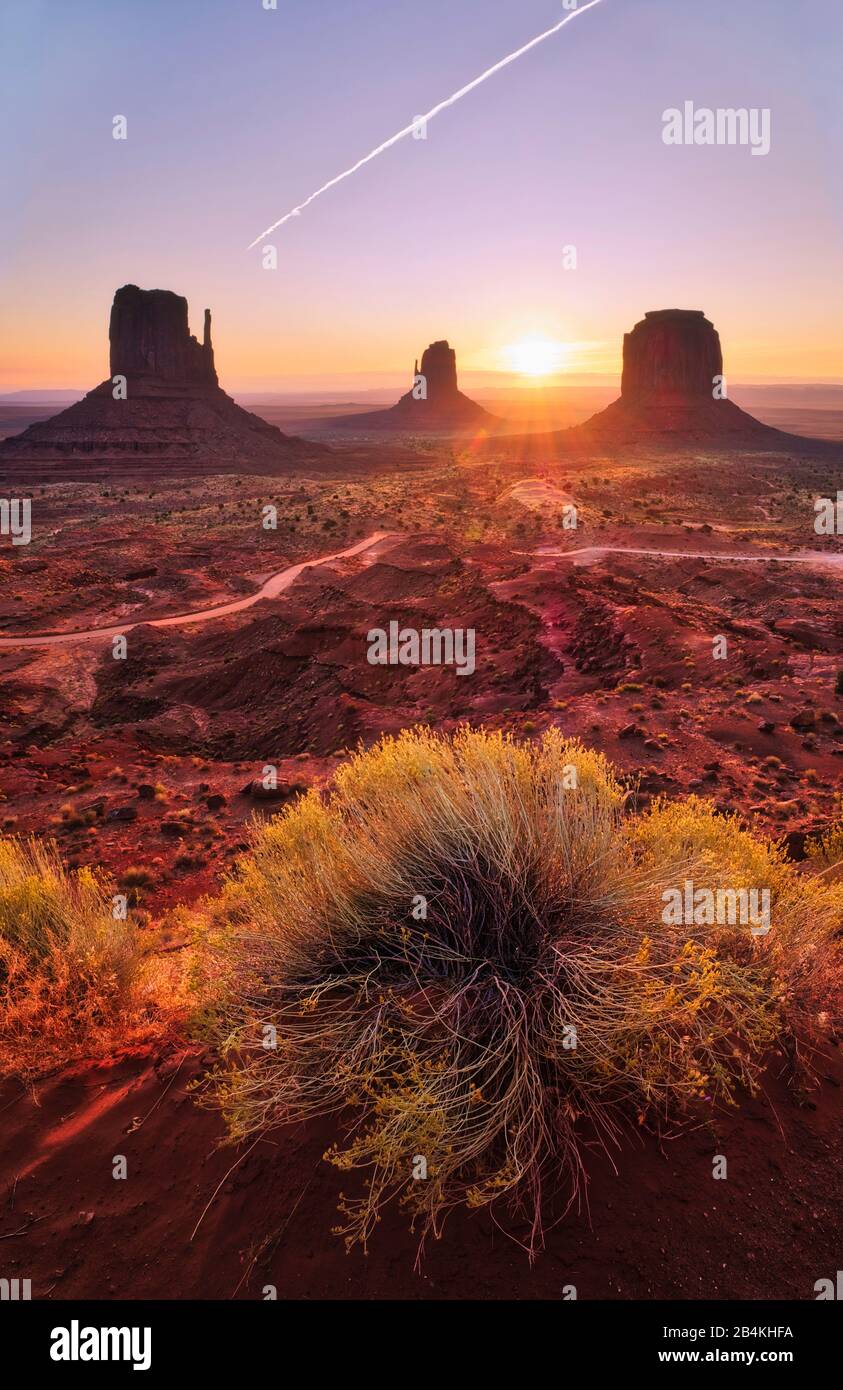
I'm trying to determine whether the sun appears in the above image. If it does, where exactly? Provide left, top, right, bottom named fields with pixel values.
left=502, top=338, right=568, bottom=378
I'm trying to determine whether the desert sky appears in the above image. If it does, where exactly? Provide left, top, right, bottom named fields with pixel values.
left=1, top=0, right=841, bottom=390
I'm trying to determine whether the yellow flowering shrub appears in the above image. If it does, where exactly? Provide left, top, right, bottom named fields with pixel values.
left=0, top=836, right=146, bottom=1077
left=199, top=727, right=842, bottom=1256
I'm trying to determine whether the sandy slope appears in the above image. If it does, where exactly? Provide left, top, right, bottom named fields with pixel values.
left=1, top=1041, right=839, bottom=1300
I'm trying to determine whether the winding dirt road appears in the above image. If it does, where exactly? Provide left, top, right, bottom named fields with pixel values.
left=0, top=532, right=394, bottom=649
left=2, top=533, right=840, bottom=649
left=530, top=544, right=843, bottom=567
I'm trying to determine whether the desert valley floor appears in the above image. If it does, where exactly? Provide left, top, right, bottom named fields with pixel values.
left=1, top=438, right=841, bottom=1299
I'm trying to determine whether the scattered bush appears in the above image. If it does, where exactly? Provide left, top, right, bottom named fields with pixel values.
left=199, top=728, right=842, bottom=1256
left=0, top=837, right=145, bottom=1077
left=118, top=865, right=156, bottom=905
left=119, top=865, right=155, bottom=891
left=59, top=802, right=96, bottom=831
left=806, top=802, right=843, bottom=881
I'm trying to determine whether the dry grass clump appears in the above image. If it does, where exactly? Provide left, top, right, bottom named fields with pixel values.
left=806, top=800, right=843, bottom=882
left=199, top=727, right=842, bottom=1255
left=631, top=798, right=843, bottom=1066
left=0, top=837, right=147, bottom=1078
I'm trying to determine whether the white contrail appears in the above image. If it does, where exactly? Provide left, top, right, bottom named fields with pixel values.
left=248, top=0, right=605, bottom=248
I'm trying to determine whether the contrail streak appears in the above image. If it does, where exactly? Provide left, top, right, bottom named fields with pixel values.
left=247, top=0, right=605, bottom=248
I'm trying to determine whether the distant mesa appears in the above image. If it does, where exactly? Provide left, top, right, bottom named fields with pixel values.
left=0, top=284, right=328, bottom=480
left=491, top=309, right=827, bottom=454
left=577, top=309, right=785, bottom=443
left=327, top=340, right=500, bottom=432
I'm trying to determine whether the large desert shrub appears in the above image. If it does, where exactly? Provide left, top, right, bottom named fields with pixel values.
left=0, top=837, right=144, bottom=1077
left=200, top=728, right=842, bottom=1254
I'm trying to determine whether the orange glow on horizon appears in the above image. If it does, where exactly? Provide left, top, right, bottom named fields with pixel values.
left=500, top=339, right=571, bottom=378
left=2, top=314, right=841, bottom=393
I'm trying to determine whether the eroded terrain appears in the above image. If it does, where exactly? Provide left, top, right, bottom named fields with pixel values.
left=1, top=445, right=841, bottom=912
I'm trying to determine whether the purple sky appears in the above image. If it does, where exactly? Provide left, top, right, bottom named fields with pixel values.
left=2, top=0, right=841, bottom=389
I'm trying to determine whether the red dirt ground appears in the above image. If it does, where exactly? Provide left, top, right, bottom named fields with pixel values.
left=2, top=448, right=841, bottom=1303
left=1, top=1039, right=840, bottom=1301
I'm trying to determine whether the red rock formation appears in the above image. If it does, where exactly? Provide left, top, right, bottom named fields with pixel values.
left=584, top=308, right=772, bottom=439
left=0, top=285, right=328, bottom=478
left=481, top=309, right=835, bottom=457
left=109, top=285, right=217, bottom=385
left=417, top=340, right=458, bottom=401
left=620, top=310, right=723, bottom=402
left=540, top=312, right=779, bottom=451
left=329, top=340, right=499, bottom=432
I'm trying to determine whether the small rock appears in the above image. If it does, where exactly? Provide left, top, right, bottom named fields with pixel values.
left=790, top=708, right=816, bottom=731
left=160, top=819, right=187, bottom=837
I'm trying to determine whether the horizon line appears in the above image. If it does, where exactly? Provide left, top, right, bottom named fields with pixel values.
left=4, top=373, right=843, bottom=396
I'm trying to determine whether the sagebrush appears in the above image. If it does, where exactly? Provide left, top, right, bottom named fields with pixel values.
left=199, top=727, right=843, bottom=1254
